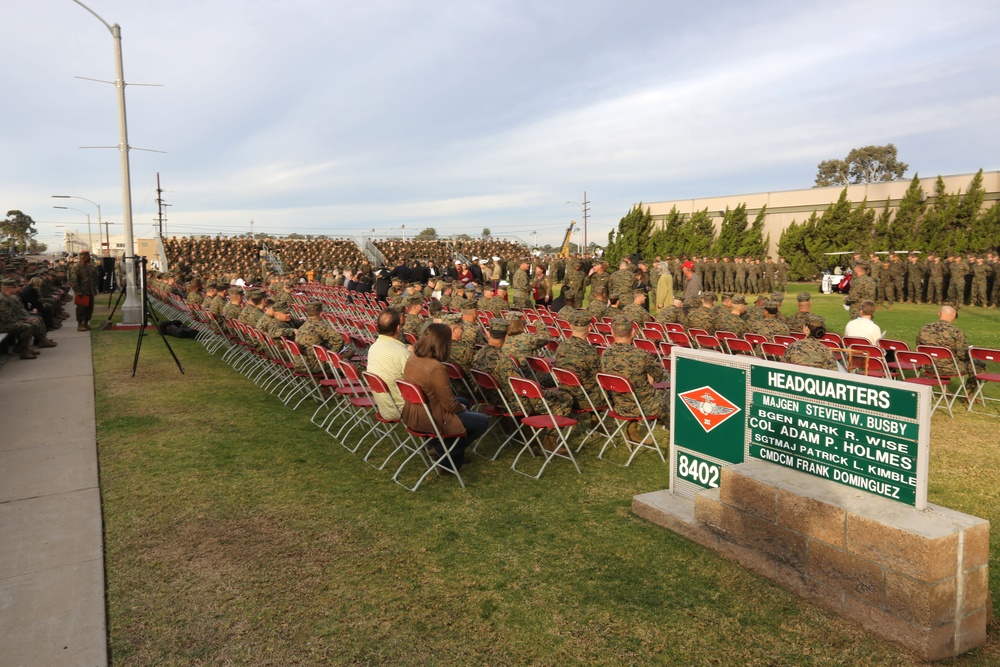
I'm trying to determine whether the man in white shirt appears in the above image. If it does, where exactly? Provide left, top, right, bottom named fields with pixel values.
left=844, top=299, right=882, bottom=345
left=366, top=308, right=411, bottom=419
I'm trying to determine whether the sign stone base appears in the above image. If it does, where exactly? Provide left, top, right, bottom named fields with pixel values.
left=633, top=460, right=990, bottom=661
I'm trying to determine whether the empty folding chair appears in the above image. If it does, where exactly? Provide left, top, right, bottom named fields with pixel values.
left=760, top=341, right=788, bottom=362
left=917, top=345, right=972, bottom=411
left=695, top=334, right=725, bottom=353
left=846, top=344, right=893, bottom=378
left=361, top=371, right=412, bottom=470
left=469, top=369, right=526, bottom=460
left=895, top=350, right=955, bottom=417
left=773, top=335, right=797, bottom=347
left=967, top=347, right=1000, bottom=415
left=507, top=377, right=581, bottom=479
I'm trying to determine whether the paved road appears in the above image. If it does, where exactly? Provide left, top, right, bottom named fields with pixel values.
left=0, top=324, right=107, bottom=667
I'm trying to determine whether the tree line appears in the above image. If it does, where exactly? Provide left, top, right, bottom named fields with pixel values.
left=604, top=169, right=998, bottom=281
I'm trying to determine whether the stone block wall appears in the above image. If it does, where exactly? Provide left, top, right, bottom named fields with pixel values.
left=633, top=460, right=989, bottom=661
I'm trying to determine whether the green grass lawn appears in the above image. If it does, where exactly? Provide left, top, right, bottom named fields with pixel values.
left=92, top=296, right=1000, bottom=666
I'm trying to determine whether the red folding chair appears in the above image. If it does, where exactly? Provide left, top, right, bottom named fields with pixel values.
left=551, top=366, right=609, bottom=452
left=360, top=371, right=411, bottom=469
left=595, top=372, right=667, bottom=466
left=968, top=347, right=1000, bottom=415
left=664, top=323, right=685, bottom=334
left=843, top=336, right=872, bottom=348
left=917, top=345, right=971, bottom=411
left=760, top=341, right=788, bottom=361
left=895, top=351, right=954, bottom=417
left=526, top=355, right=555, bottom=385
left=470, top=369, right=526, bottom=460
left=507, top=377, right=580, bottom=478
left=821, top=332, right=844, bottom=348
left=391, top=380, right=465, bottom=491
left=723, top=337, right=755, bottom=356
left=667, top=331, right=692, bottom=348
left=695, top=334, right=725, bottom=353
left=744, top=333, right=767, bottom=348
left=327, top=360, right=378, bottom=449
left=846, top=344, right=893, bottom=378
left=788, top=331, right=807, bottom=341
left=773, top=335, right=797, bottom=347
left=879, top=338, right=921, bottom=374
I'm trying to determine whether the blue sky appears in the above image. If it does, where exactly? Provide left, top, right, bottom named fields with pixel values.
left=3, top=0, right=998, bottom=250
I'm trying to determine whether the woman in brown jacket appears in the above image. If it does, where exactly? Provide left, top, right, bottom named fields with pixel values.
left=402, top=324, right=488, bottom=470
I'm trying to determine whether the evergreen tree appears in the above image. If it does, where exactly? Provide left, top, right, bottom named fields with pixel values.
left=605, top=204, right=653, bottom=265
left=950, top=169, right=985, bottom=253
left=711, top=203, right=748, bottom=257
left=888, top=175, right=926, bottom=250
left=681, top=209, right=715, bottom=255
left=777, top=217, right=816, bottom=280
left=969, top=199, right=1000, bottom=253
left=737, top=205, right=768, bottom=257
left=918, top=177, right=957, bottom=254
left=870, top=200, right=892, bottom=252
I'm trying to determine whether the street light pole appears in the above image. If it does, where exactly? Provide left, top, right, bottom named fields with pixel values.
left=69, top=0, right=140, bottom=324
left=53, top=206, right=92, bottom=252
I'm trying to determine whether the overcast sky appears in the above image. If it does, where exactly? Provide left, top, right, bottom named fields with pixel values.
left=3, top=0, right=998, bottom=250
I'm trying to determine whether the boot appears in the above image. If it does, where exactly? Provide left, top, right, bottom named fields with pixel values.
left=77, top=322, right=88, bottom=332
left=38, top=338, right=57, bottom=348
left=84, top=321, right=91, bottom=331
left=17, top=342, right=37, bottom=359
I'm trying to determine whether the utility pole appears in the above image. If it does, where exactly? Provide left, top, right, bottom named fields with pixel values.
left=155, top=172, right=170, bottom=237
left=103, top=219, right=113, bottom=254
left=582, top=191, right=590, bottom=252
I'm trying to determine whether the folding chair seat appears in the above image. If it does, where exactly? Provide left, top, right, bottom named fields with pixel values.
left=744, top=333, right=767, bottom=348
left=508, top=377, right=580, bottom=478
left=595, top=372, right=667, bottom=467
left=695, top=334, right=725, bottom=353
left=821, top=332, right=844, bottom=348
left=552, top=366, right=609, bottom=452
left=773, top=335, right=797, bottom=347
left=760, top=341, right=788, bottom=362
left=526, top=355, right=555, bottom=385
left=470, top=369, right=526, bottom=460
left=667, top=331, right=692, bottom=348
left=879, top=338, right=920, bottom=374
left=326, top=361, right=379, bottom=450
left=360, top=371, right=411, bottom=469
left=310, top=345, right=368, bottom=428
left=633, top=338, right=658, bottom=357
left=895, top=351, right=955, bottom=417
left=917, top=345, right=971, bottom=411
left=391, top=381, right=465, bottom=491
left=843, top=336, right=872, bottom=348
left=968, top=347, right=1000, bottom=415
left=641, top=327, right=665, bottom=342
left=846, top=344, right=893, bottom=378
left=281, top=337, right=326, bottom=408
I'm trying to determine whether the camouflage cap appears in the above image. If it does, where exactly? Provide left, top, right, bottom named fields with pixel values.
left=464, top=283, right=477, bottom=293
left=271, top=301, right=291, bottom=314
left=249, top=289, right=266, bottom=299
left=703, top=291, right=716, bottom=302
left=764, top=300, right=781, bottom=310
left=803, top=313, right=826, bottom=329
left=404, top=295, right=424, bottom=307
left=227, top=287, right=242, bottom=295
left=0, top=278, right=18, bottom=287
left=771, top=291, right=785, bottom=301
left=633, top=289, right=647, bottom=297
left=442, top=313, right=463, bottom=325
left=489, top=318, right=510, bottom=334
left=796, top=292, right=811, bottom=302
left=611, top=314, right=632, bottom=329
left=568, top=309, right=593, bottom=327
left=305, top=301, right=324, bottom=315
left=732, top=294, right=746, bottom=305
left=684, top=297, right=700, bottom=308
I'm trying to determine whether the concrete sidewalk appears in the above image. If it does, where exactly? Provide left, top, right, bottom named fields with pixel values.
left=0, top=324, right=107, bottom=667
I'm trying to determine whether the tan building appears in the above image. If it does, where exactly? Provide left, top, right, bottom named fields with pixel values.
left=643, top=171, right=1000, bottom=256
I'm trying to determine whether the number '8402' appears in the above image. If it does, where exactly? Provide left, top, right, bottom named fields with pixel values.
left=678, top=454, right=720, bottom=488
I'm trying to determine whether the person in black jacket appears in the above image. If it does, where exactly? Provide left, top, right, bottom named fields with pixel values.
left=374, top=269, right=391, bottom=305
left=390, top=262, right=411, bottom=283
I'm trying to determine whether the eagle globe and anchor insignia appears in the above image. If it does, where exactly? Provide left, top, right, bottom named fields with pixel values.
left=679, top=386, right=740, bottom=433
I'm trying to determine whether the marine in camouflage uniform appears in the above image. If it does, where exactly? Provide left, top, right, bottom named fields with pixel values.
left=554, top=329, right=605, bottom=410
left=588, top=264, right=612, bottom=303
left=587, top=289, right=611, bottom=321
left=608, top=263, right=636, bottom=302
left=656, top=296, right=687, bottom=327
left=0, top=279, right=46, bottom=357
left=915, top=308, right=984, bottom=379
left=502, top=325, right=555, bottom=371
left=600, top=332, right=669, bottom=420
left=685, top=301, right=715, bottom=334
left=947, top=256, right=969, bottom=306
left=715, top=297, right=748, bottom=337
left=619, top=291, right=652, bottom=326
left=186, top=279, right=204, bottom=306
left=294, top=302, right=345, bottom=373
left=905, top=253, right=925, bottom=303
left=844, top=263, right=876, bottom=319
left=785, top=335, right=838, bottom=371
left=969, top=257, right=990, bottom=307
left=510, top=263, right=532, bottom=308
left=472, top=321, right=572, bottom=417
left=68, top=251, right=100, bottom=330
left=748, top=302, right=790, bottom=342
left=564, top=261, right=586, bottom=301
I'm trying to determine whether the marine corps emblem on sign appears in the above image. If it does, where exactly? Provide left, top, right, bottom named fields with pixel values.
left=679, top=386, right=740, bottom=433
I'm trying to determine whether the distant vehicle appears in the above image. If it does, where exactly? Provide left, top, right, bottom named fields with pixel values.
left=821, top=270, right=851, bottom=294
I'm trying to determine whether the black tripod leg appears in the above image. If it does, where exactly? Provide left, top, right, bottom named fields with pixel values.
left=143, top=293, right=184, bottom=374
